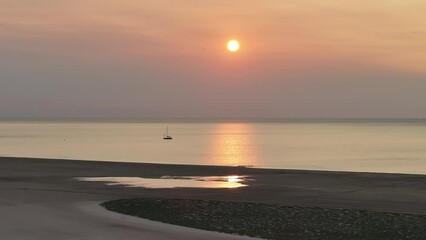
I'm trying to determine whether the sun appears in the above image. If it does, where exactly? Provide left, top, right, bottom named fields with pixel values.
left=227, top=40, right=240, bottom=52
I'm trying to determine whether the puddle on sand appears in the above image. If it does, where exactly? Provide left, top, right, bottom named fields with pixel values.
left=76, top=175, right=251, bottom=189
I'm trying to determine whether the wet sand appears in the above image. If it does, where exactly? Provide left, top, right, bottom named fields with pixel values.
left=0, top=157, right=425, bottom=239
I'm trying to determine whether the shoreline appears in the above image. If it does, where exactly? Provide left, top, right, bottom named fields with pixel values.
left=2, top=155, right=425, bottom=177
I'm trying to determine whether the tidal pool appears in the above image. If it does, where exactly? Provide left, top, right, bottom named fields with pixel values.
left=76, top=175, right=250, bottom=189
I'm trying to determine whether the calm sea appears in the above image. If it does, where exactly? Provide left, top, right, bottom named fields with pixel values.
left=0, top=119, right=425, bottom=174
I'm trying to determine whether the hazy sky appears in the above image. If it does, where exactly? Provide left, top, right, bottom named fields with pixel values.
left=1, top=0, right=425, bottom=118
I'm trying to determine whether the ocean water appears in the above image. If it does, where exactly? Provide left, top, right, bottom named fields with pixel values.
left=0, top=120, right=425, bottom=174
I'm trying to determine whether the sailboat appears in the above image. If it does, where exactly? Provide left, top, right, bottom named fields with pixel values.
left=163, top=126, right=173, bottom=140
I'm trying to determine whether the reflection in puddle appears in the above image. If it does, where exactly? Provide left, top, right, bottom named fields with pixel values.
left=76, top=175, right=250, bottom=189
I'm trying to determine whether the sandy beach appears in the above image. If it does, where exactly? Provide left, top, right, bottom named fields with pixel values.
left=0, top=157, right=425, bottom=239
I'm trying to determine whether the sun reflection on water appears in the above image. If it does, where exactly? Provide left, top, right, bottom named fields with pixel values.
left=227, top=175, right=239, bottom=183
left=207, top=123, right=260, bottom=167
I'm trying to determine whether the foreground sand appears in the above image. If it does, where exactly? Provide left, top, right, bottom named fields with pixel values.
left=0, top=157, right=425, bottom=239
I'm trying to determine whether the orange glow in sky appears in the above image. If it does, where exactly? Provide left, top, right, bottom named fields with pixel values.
left=2, top=1, right=425, bottom=73
left=1, top=1, right=426, bottom=118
